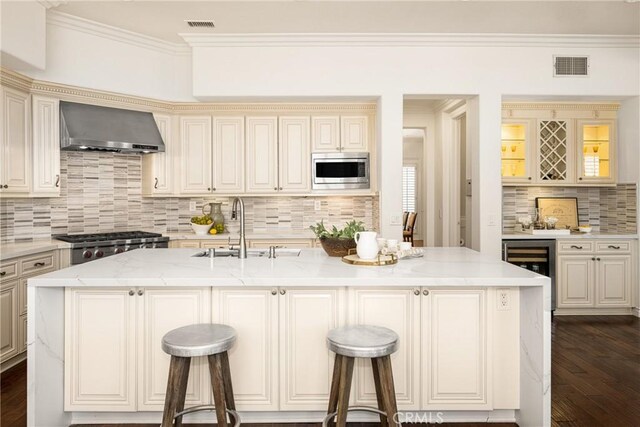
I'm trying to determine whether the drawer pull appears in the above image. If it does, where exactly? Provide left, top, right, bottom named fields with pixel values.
left=607, top=245, right=621, bottom=250
left=34, top=262, right=46, bottom=267
left=570, top=245, right=583, bottom=249
left=0, top=271, right=6, bottom=276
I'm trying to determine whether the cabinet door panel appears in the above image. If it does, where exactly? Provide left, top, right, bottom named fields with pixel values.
left=32, top=96, right=60, bottom=195
left=423, top=289, right=489, bottom=409
left=341, top=116, right=368, bottom=152
left=2, top=87, right=30, bottom=193
left=280, top=288, right=344, bottom=410
left=65, top=289, right=136, bottom=411
left=146, top=114, right=174, bottom=195
left=214, top=289, right=279, bottom=410
left=312, top=116, right=339, bottom=152
left=246, top=117, right=278, bottom=193
left=0, top=281, right=19, bottom=362
left=501, top=119, right=535, bottom=184
left=213, top=117, right=244, bottom=193
left=576, top=120, right=615, bottom=184
left=350, top=289, right=420, bottom=409
left=597, top=255, right=631, bottom=307
left=138, top=288, right=211, bottom=410
left=537, top=120, right=573, bottom=184
left=558, top=256, right=594, bottom=307
left=279, top=117, right=310, bottom=192
left=180, top=116, right=212, bottom=194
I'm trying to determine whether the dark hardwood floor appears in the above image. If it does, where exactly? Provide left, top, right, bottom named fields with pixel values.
left=2, top=315, right=638, bottom=427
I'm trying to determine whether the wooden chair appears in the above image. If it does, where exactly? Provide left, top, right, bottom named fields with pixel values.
left=402, top=211, right=409, bottom=230
left=403, top=212, right=417, bottom=246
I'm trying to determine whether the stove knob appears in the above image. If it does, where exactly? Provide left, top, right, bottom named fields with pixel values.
left=82, top=250, right=93, bottom=259
left=95, top=250, right=104, bottom=258
left=114, top=247, right=124, bottom=254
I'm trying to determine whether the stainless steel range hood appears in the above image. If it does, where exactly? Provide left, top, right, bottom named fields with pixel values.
left=60, top=101, right=165, bottom=154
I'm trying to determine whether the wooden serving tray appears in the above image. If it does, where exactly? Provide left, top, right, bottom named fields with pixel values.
left=342, top=251, right=398, bottom=266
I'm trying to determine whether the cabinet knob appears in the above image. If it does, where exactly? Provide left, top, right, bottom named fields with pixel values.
left=207, top=187, right=211, bottom=191
left=55, top=175, right=60, bottom=188
left=608, top=245, right=620, bottom=250
left=3, top=185, right=7, bottom=189
left=596, top=257, right=601, bottom=261
left=0, top=271, right=6, bottom=277
left=154, top=178, right=159, bottom=189
left=280, top=289, right=286, bottom=295
left=274, top=187, right=278, bottom=191
left=528, top=177, right=532, bottom=180
left=592, top=257, right=596, bottom=261
left=579, top=177, right=583, bottom=181
left=212, top=188, right=216, bottom=191
left=128, top=290, right=135, bottom=296
left=271, top=289, right=277, bottom=296
left=34, top=262, right=45, bottom=267
left=413, top=289, right=420, bottom=296
left=423, top=289, right=429, bottom=296
left=279, top=187, right=283, bottom=190
left=138, top=289, right=144, bottom=296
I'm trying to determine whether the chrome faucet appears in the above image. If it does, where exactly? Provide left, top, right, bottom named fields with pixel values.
left=231, top=197, right=247, bottom=259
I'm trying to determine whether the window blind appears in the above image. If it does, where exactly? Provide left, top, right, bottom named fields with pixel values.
left=402, top=166, right=416, bottom=212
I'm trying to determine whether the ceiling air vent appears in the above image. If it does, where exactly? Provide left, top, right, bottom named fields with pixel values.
left=185, top=20, right=215, bottom=28
left=553, top=56, right=589, bottom=77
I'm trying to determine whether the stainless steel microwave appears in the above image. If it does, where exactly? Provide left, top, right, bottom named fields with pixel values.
left=312, top=152, right=370, bottom=190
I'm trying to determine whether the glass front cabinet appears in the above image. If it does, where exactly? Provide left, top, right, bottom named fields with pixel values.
left=501, top=104, right=618, bottom=186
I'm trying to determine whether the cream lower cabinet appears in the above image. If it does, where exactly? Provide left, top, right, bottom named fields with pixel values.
left=422, top=289, right=490, bottom=409
left=596, top=255, right=632, bottom=307
left=349, top=288, right=421, bottom=409
left=213, top=288, right=345, bottom=411
left=557, top=256, right=595, bottom=307
left=0, top=280, right=19, bottom=362
left=65, top=288, right=211, bottom=411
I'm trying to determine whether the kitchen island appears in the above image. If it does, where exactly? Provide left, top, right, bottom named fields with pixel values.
left=27, top=248, right=550, bottom=427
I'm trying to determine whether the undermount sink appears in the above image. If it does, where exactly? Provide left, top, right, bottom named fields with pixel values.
left=192, top=248, right=301, bottom=258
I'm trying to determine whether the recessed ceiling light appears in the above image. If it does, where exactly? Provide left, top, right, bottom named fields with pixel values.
left=185, top=20, right=215, bottom=28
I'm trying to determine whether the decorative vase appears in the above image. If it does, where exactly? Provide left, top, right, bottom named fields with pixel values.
left=319, top=237, right=357, bottom=257
left=354, top=231, right=379, bottom=260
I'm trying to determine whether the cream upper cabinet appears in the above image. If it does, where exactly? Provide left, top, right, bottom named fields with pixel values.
left=212, top=117, right=245, bottom=193
left=536, top=119, right=574, bottom=184
left=1, top=87, right=31, bottom=194
left=312, top=116, right=340, bottom=152
left=31, top=95, right=61, bottom=196
left=65, top=289, right=137, bottom=411
left=340, top=115, right=369, bottom=152
left=596, top=255, right=632, bottom=307
left=246, top=116, right=278, bottom=193
left=142, top=114, right=174, bottom=196
left=179, top=116, right=212, bottom=194
left=278, top=116, right=310, bottom=192
left=279, top=288, right=344, bottom=410
left=213, top=288, right=279, bottom=410
left=422, top=289, right=490, bottom=410
left=349, top=288, right=421, bottom=410
left=0, top=280, right=19, bottom=363
left=501, top=119, right=535, bottom=184
left=576, top=119, right=616, bottom=184
left=138, top=288, right=211, bottom=410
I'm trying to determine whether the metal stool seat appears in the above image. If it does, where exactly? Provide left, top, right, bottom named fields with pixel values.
left=160, top=323, right=240, bottom=427
left=327, top=325, right=398, bottom=358
left=324, top=325, right=401, bottom=427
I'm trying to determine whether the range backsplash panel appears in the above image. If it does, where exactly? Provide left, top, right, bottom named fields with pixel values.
left=0, top=152, right=378, bottom=243
left=502, top=185, right=637, bottom=233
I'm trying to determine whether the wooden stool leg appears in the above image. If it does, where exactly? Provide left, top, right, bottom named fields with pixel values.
left=371, top=357, right=389, bottom=427
left=336, top=356, right=355, bottom=427
left=219, top=351, right=237, bottom=412
left=376, top=356, right=399, bottom=427
left=161, top=356, right=191, bottom=427
left=208, top=354, right=229, bottom=427
left=326, top=354, right=344, bottom=427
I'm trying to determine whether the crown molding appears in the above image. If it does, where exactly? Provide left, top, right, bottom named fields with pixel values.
left=180, top=33, right=640, bottom=49
left=47, top=11, right=191, bottom=56
left=503, top=102, right=620, bottom=111
left=0, top=68, right=34, bottom=93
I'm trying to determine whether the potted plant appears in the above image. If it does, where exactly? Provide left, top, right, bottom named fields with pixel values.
left=310, top=220, right=366, bottom=257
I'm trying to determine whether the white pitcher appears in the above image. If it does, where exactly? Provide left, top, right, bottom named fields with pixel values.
left=354, top=231, right=379, bottom=260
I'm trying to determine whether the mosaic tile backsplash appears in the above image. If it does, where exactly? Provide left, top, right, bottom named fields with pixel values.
left=502, top=185, right=638, bottom=233
left=0, top=152, right=378, bottom=243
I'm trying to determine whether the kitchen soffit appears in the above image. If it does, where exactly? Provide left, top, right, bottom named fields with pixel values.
left=53, top=1, right=640, bottom=44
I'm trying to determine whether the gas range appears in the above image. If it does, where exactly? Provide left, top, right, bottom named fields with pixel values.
left=55, top=231, right=169, bottom=265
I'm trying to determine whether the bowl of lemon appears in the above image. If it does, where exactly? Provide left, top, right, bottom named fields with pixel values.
left=190, top=215, right=213, bottom=235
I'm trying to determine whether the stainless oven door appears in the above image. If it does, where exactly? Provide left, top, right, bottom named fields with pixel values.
left=312, top=153, right=370, bottom=189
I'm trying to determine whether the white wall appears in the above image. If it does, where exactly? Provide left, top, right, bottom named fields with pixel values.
left=23, top=13, right=195, bottom=101
left=189, top=42, right=639, bottom=256
left=0, top=1, right=46, bottom=70
left=617, top=97, right=640, bottom=184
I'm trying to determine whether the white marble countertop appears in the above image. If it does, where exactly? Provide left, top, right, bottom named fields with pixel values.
left=0, top=239, right=71, bottom=261
left=502, top=232, right=638, bottom=240
left=166, top=230, right=316, bottom=240
left=29, top=247, right=548, bottom=288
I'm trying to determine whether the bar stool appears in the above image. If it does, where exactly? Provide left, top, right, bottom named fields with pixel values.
left=323, top=325, right=401, bottom=427
left=160, top=323, right=240, bottom=427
